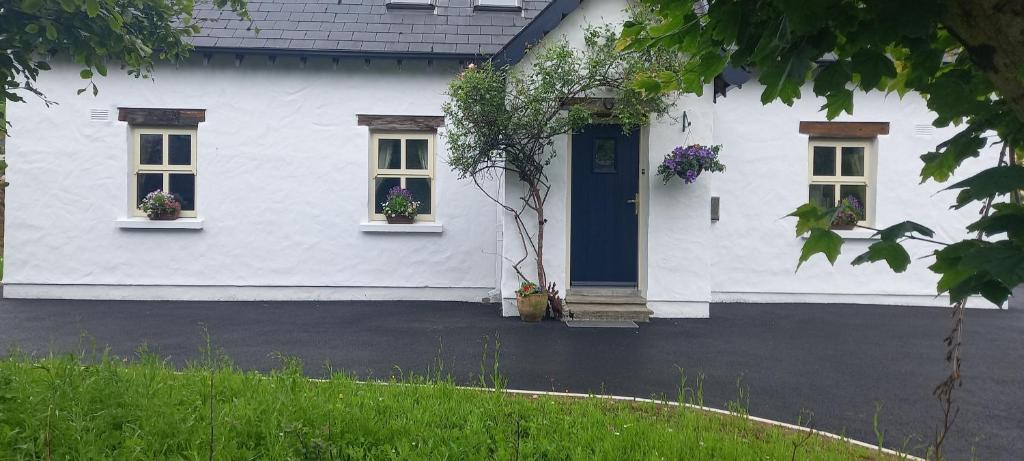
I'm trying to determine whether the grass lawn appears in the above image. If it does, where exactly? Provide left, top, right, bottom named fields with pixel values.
left=0, top=351, right=902, bottom=460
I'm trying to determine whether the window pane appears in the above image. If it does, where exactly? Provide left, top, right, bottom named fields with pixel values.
left=406, top=139, right=429, bottom=170
left=593, top=138, right=616, bottom=173
left=377, top=139, right=402, bottom=170
left=812, top=146, right=836, bottom=176
left=809, top=184, right=835, bottom=209
left=841, top=146, right=865, bottom=176
left=169, top=173, right=196, bottom=211
left=406, top=177, right=431, bottom=215
left=139, top=134, right=163, bottom=165
left=136, top=173, right=164, bottom=208
left=168, top=134, right=192, bottom=165
left=839, top=184, right=867, bottom=219
left=374, top=177, right=401, bottom=214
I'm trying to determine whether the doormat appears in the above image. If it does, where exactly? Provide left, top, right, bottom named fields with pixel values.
left=565, top=320, right=638, bottom=328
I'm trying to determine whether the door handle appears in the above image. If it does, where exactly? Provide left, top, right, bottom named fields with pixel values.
left=626, top=193, right=639, bottom=215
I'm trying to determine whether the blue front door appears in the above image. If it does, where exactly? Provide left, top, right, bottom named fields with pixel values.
left=570, top=124, right=640, bottom=286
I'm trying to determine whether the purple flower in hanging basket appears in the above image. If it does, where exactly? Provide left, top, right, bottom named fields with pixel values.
left=657, top=144, right=726, bottom=185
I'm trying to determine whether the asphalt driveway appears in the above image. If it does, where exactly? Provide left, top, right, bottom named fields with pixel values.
left=0, top=297, right=1019, bottom=460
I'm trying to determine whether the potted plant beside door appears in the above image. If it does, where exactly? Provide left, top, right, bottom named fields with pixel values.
left=515, top=280, right=547, bottom=322
left=381, top=186, right=420, bottom=224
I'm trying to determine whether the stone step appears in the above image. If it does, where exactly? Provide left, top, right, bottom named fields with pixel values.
left=564, top=303, right=652, bottom=323
left=567, top=287, right=640, bottom=297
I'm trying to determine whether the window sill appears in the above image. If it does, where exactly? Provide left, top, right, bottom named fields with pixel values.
left=359, top=221, right=443, bottom=233
left=834, top=228, right=880, bottom=240
left=115, top=217, right=204, bottom=230
left=801, top=228, right=879, bottom=240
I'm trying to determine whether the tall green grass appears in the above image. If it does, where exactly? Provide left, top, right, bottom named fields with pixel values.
left=0, top=349, right=900, bottom=460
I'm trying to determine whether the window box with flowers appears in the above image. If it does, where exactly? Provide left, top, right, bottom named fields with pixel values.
left=139, top=190, right=182, bottom=220
left=116, top=190, right=203, bottom=229
left=830, top=195, right=865, bottom=230
left=359, top=186, right=441, bottom=232
left=381, top=186, right=421, bottom=224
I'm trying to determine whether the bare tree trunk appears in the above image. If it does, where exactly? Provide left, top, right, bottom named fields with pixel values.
left=931, top=142, right=1008, bottom=460
left=944, top=0, right=1024, bottom=122
left=530, top=183, right=547, bottom=291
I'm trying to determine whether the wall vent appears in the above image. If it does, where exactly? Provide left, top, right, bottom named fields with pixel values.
left=913, top=124, right=935, bottom=137
left=89, top=108, right=110, bottom=122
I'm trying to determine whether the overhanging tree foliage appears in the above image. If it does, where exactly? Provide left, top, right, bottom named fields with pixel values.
left=443, top=25, right=676, bottom=299
left=617, top=0, right=1023, bottom=306
left=1, top=0, right=251, bottom=133
left=616, top=1, right=1023, bottom=458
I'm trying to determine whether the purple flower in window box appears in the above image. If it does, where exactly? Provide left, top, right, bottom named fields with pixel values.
left=657, top=144, right=726, bottom=185
left=831, top=195, right=864, bottom=230
left=381, top=186, right=420, bottom=224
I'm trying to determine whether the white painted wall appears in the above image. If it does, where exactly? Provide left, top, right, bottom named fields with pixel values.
left=644, top=93, right=715, bottom=317
left=710, top=83, right=1001, bottom=308
left=4, top=56, right=500, bottom=301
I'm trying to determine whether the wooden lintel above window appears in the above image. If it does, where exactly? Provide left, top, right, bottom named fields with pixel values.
left=118, top=108, right=206, bottom=127
left=799, top=121, right=890, bottom=138
left=357, top=114, right=445, bottom=131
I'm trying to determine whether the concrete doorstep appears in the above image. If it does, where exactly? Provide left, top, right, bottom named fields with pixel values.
left=564, top=287, right=652, bottom=322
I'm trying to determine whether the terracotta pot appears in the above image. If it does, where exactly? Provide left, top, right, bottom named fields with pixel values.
left=149, top=209, right=180, bottom=220
left=386, top=215, right=415, bottom=224
left=516, top=293, right=547, bottom=322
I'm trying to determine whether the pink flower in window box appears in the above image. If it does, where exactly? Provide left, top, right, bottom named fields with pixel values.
left=139, top=190, right=182, bottom=220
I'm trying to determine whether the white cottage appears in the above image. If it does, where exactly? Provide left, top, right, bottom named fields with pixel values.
left=3, top=0, right=1002, bottom=319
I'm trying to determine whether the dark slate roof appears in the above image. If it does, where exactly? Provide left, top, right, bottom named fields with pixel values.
left=191, top=0, right=552, bottom=57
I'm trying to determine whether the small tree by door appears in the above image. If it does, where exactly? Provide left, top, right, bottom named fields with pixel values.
left=443, top=25, right=678, bottom=302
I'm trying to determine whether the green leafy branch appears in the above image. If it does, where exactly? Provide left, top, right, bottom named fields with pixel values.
left=620, top=0, right=1024, bottom=308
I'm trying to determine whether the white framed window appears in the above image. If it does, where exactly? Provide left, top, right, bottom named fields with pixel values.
left=130, top=127, right=198, bottom=217
left=369, top=131, right=435, bottom=221
left=385, top=0, right=434, bottom=9
left=476, top=0, right=521, bottom=8
left=808, top=139, right=874, bottom=226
